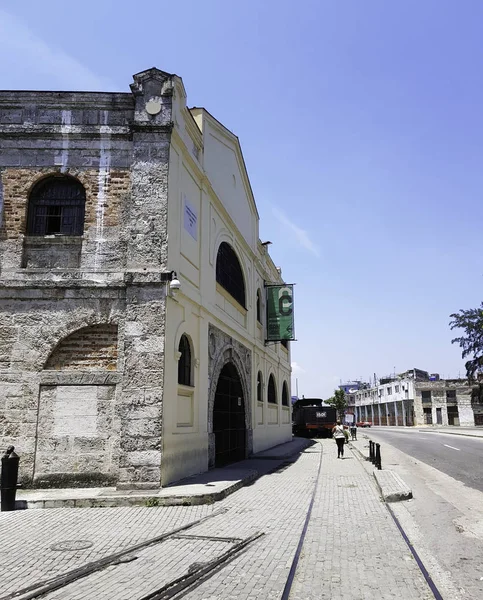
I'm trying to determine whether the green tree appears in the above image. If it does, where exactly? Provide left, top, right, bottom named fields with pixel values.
left=326, top=388, right=347, bottom=421
left=449, top=304, right=483, bottom=380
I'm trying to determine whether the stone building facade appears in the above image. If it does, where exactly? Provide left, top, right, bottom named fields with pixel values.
left=349, top=368, right=483, bottom=427
left=0, top=68, right=292, bottom=489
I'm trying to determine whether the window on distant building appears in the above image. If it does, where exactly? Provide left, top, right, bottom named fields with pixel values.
left=421, top=390, right=432, bottom=403
left=446, top=389, right=456, bottom=402
left=216, top=242, right=246, bottom=308
left=387, top=387, right=392, bottom=395
left=395, top=385, right=399, bottom=393
left=27, top=175, right=86, bottom=236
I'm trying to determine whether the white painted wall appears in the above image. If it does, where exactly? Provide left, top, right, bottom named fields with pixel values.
left=161, top=90, right=291, bottom=485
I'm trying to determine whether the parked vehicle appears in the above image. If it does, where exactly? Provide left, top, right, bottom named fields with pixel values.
left=292, top=398, right=337, bottom=438
left=356, top=421, right=372, bottom=428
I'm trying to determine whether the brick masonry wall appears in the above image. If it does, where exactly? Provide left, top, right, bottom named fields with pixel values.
left=0, top=167, right=131, bottom=270
left=45, top=324, right=118, bottom=371
left=1, top=168, right=131, bottom=237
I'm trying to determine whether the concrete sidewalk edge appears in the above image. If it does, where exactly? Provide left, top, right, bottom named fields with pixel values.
left=373, top=470, right=413, bottom=503
left=349, top=440, right=413, bottom=503
left=15, top=438, right=312, bottom=510
left=15, top=471, right=260, bottom=510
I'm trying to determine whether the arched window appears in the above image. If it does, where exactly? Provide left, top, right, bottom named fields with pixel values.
left=268, top=374, right=277, bottom=404
left=178, top=334, right=192, bottom=386
left=257, top=371, right=263, bottom=403
left=27, top=176, right=86, bottom=236
left=256, top=289, right=262, bottom=323
left=282, top=381, right=289, bottom=406
left=216, top=242, right=246, bottom=308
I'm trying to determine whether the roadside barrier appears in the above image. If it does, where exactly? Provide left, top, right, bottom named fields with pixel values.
left=1, top=446, right=20, bottom=511
left=368, top=440, right=382, bottom=470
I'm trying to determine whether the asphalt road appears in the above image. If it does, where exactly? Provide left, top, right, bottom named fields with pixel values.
left=366, top=427, right=483, bottom=492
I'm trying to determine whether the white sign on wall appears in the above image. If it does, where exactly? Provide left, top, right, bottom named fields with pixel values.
left=183, top=194, right=198, bottom=240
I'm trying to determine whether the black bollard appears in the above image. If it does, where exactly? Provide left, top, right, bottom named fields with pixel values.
left=375, top=443, right=382, bottom=470
left=369, top=440, right=374, bottom=463
left=1, top=446, right=20, bottom=511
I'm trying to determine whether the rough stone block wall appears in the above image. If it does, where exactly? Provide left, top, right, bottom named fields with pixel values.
left=34, top=384, right=119, bottom=486
left=0, top=69, right=175, bottom=488
left=117, top=281, right=166, bottom=489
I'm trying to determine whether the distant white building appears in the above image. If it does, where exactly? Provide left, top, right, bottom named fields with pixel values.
left=348, top=369, right=483, bottom=427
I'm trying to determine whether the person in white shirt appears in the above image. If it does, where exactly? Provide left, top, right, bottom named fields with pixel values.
left=332, top=420, right=346, bottom=459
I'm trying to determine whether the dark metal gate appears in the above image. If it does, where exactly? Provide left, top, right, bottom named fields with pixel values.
left=213, top=363, right=246, bottom=467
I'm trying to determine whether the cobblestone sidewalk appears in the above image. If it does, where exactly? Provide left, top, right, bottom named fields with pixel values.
left=0, top=505, right=213, bottom=596
left=0, top=441, right=435, bottom=600
left=288, top=442, right=433, bottom=600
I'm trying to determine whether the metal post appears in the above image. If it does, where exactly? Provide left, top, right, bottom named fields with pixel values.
left=1, top=446, right=20, bottom=511
left=375, top=443, right=382, bottom=470
left=369, top=440, right=374, bottom=463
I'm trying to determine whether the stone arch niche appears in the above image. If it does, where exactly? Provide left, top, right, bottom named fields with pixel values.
left=34, top=323, right=121, bottom=487
left=208, top=324, right=252, bottom=468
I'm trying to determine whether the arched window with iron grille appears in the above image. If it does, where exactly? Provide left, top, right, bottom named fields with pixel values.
left=27, top=176, right=86, bottom=236
left=257, top=371, right=263, bottom=403
left=178, top=334, right=192, bottom=386
left=268, top=374, right=277, bottom=404
left=282, top=381, right=289, bottom=406
left=216, top=242, right=246, bottom=308
left=256, top=289, right=262, bottom=323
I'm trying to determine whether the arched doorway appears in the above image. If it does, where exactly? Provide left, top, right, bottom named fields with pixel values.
left=213, top=362, right=246, bottom=467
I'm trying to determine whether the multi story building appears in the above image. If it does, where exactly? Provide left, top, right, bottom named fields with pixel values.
left=0, top=67, right=293, bottom=489
left=352, top=369, right=483, bottom=427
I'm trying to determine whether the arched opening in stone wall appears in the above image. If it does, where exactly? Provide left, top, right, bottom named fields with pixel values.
left=213, top=362, right=246, bottom=467
left=34, top=323, right=120, bottom=487
left=27, top=175, right=86, bottom=236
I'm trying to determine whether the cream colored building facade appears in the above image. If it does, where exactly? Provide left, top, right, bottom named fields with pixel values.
left=162, top=80, right=292, bottom=484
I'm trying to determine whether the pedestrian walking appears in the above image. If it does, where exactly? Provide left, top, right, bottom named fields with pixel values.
left=332, top=420, right=346, bottom=458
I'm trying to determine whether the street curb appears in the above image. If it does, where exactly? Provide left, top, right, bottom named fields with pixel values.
left=349, top=441, right=413, bottom=503
left=15, top=471, right=260, bottom=510
left=14, top=440, right=313, bottom=509
left=348, top=441, right=367, bottom=461
left=373, top=470, right=413, bottom=503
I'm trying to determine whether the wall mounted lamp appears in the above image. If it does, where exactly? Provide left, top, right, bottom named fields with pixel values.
left=167, top=271, right=181, bottom=299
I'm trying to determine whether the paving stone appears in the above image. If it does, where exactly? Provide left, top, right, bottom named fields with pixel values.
left=0, top=440, right=432, bottom=599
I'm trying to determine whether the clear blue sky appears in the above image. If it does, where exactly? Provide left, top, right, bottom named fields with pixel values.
left=2, top=0, right=482, bottom=397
